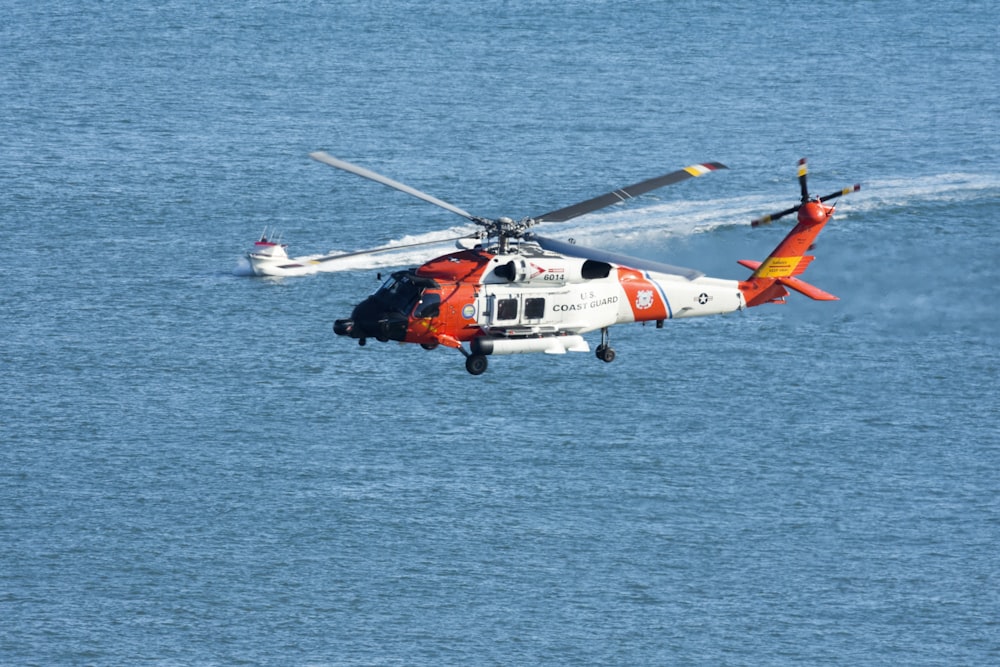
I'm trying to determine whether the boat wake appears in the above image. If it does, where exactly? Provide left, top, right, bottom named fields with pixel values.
left=233, top=170, right=999, bottom=277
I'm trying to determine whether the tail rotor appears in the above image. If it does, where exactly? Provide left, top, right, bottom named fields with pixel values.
left=752, top=157, right=860, bottom=227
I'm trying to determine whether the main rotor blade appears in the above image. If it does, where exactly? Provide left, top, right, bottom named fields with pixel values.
left=310, top=151, right=480, bottom=223
left=313, top=235, right=476, bottom=264
left=533, top=162, right=727, bottom=224
left=531, top=234, right=703, bottom=281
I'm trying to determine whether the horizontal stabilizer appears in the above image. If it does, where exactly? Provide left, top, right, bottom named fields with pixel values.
left=778, top=276, right=838, bottom=301
left=737, top=259, right=761, bottom=271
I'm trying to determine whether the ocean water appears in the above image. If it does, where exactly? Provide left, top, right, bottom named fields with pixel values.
left=3, top=1, right=998, bottom=664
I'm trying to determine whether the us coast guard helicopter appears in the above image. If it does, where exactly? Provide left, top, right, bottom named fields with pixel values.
left=313, top=152, right=858, bottom=375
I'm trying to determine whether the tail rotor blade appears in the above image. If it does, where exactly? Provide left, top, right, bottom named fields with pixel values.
left=818, top=184, right=862, bottom=204
left=752, top=159, right=860, bottom=227
left=797, top=157, right=809, bottom=202
left=751, top=204, right=800, bottom=227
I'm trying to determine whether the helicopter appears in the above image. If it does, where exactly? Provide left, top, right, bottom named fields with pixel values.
left=312, top=152, right=859, bottom=375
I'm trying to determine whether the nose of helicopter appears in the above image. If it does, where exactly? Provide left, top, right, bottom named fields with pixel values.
left=333, top=317, right=357, bottom=337
left=333, top=297, right=409, bottom=343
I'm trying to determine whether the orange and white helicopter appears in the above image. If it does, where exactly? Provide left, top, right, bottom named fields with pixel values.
left=313, top=152, right=858, bottom=375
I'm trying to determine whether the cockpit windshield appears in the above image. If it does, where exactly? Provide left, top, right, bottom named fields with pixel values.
left=375, top=271, right=440, bottom=313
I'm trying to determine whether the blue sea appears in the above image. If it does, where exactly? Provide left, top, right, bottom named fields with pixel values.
left=3, top=1, right=998, bottom=664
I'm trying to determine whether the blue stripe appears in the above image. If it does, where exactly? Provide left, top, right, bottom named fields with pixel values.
left=644, top=272, right=673, bottom=319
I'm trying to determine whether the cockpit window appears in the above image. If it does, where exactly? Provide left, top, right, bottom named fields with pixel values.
left=377, top=277, right=420, bottom=312
left=413, top=292, right=441, bottom=319
left=376, top=271, right=439, bottom=313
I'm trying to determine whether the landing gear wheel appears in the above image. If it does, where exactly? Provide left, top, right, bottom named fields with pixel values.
left=420, top=343, right=439, bottom=350
left=465, top=354, right=488, bottom=375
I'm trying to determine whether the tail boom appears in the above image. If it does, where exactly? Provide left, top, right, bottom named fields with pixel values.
left=739, top=200, right=838, bottom=307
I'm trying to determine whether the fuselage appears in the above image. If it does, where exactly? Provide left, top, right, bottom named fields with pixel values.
left=333, top=241, right=745, bottom=347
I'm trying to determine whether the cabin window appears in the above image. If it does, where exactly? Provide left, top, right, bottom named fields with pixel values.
left=496, top=298, right=518, bottom=320
left=524, top=298, right=545, bottom=319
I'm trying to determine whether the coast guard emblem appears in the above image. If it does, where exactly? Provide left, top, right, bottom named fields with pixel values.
left=635, top=290, right=654, bottom=310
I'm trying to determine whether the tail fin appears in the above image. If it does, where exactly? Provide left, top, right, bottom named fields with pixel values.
left=739, top=200, right=838, bottom=307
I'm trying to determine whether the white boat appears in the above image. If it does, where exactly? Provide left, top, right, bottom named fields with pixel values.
left=245, top=230, right=299, bottom=275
